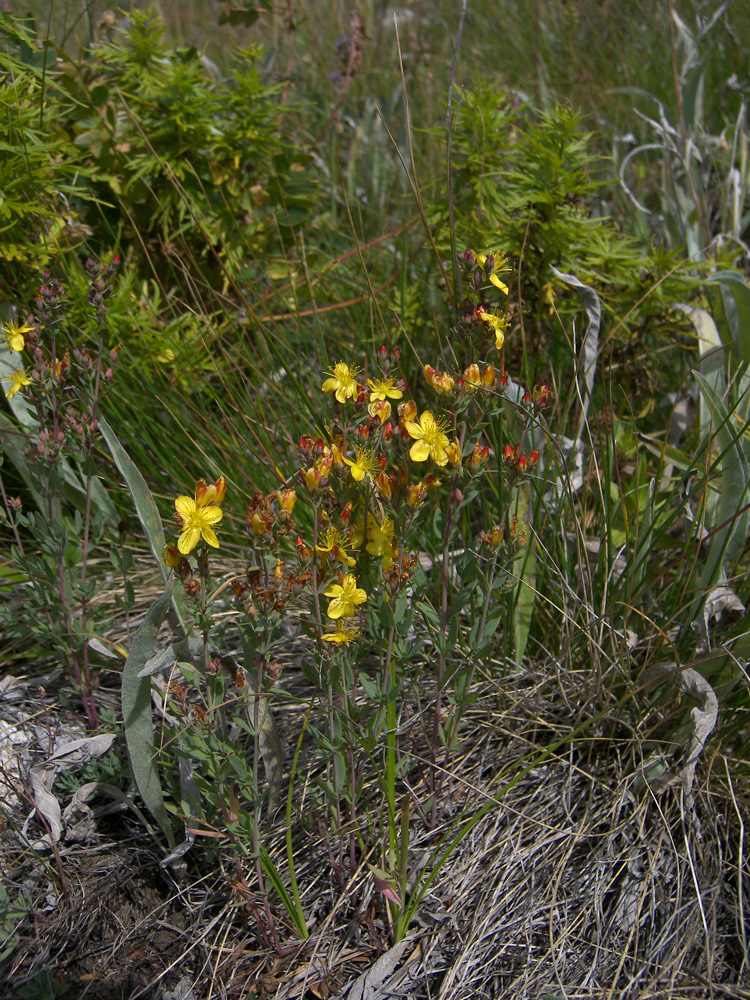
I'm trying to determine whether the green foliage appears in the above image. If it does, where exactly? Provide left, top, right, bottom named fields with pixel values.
left=441, top=96, right=698, bottom=404
left=0, top=883, right=31, bottom=964
left=0, top=16, right=90, bottom=292
left=0, top=261, right=121, bottom=726
left=55, top=7, right=317, bottom=287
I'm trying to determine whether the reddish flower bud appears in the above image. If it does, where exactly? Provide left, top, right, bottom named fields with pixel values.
left=533, top=384, right=550, bottom=407
left=376, top=470, right=392, bottom=497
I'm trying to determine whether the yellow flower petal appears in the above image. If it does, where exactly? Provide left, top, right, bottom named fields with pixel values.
left=178, top=527, right=201, bottom=555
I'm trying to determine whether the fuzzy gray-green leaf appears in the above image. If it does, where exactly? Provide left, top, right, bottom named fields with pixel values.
left=121, top=579, right=175, bottom=848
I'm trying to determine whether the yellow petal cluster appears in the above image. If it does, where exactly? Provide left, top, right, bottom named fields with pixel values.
left=174, top=478, right=226, bottom=555
left=404, top=410, right=451, bottom=466
left=478, top=310, right=509, bottom=351
left=324, top=573, right=367, bottom=619
left=476, top=252, right=510, bottom=294
left=343, top=446, right=379, bottom=482
left=322, top=362, right=361, bottom=403
left=4, top=368, right=32, bottom=399
left=2, top=320, right=33, bottom=354
left=321, top=620, right=361, bottom=645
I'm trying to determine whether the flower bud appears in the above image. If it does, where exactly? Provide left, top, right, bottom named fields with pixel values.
left=296, top=535, right=311, bottom=558
left=302, top=466, right=322, bottom=491
left=533, top=384, right=550, bottom=407
left=251, top=512, right=269, bottom=537
left=445, top=440, right=462, bottom=466
left=481, top=363, right=496, bottom=387
left=376, top=470, right=392, bottom=498
left=463, top=363, right=481, bottom=391
left=408, top=481, right=426, bottom=507
left=468, top=442, right=489, bottom=468
left=369, top=398, right=391, bottom=423
left=162, top=543, right=181, bottom=569
left=277, top=488, right=297, bottom=513
left=399, top=399, right=418, bottom=425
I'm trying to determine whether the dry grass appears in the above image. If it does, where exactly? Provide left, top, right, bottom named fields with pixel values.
left=1, top=573, right=748, bottom=999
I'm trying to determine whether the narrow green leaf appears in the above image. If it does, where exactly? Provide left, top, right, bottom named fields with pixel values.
left=99, top=415, right=190, bottom=634
left=693, top=370, right=750, bottom=591
left=706, top=272, right=750, bottom=363
left=99, top=415, right=166, bottom=572
left=121, top=580, right=175, bottom=848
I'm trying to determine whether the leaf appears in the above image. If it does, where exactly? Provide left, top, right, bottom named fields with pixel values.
left=0, top=397, right=119, bottom=529
left=693, top=370, right=749, bottom=592
left=346, top=937, right=413, bottom=1000
left=550, top=265, right=601, bottom=442
left=121, top=580, right=175, bottom=848
left=706, top=271, right=750, bottom=363
left=99, top=415, right=190, bottom=635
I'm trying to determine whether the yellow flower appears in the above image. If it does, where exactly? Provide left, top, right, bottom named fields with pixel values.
left=476, top=252, right=510, bottom=294
left=366, top=516, right=396, bottom=570
left=316, top=525, right=357, bottom=568
left=404, top=410, right=451, bottom=466
left=324, top=573, right=368, bottom=619
left=322, top=620, right=361, bottom=645
left=478, top=310, right=508, bottom=351
left=2, top=319, right=33, bottom=354
left=367, top=377, right=402, bottom=404
left=322, top=362, right=361, bottom=403
left=343, top=446, right=379, bottom=483
left=175, top=491, right=224, bottom=554
left=4, top=368, right=32, bottom=398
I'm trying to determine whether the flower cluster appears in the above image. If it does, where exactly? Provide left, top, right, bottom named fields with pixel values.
left=167, top=247, right=549, bottom=659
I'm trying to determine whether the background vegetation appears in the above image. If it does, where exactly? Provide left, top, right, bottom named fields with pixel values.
left=2, top=1, right=750, bottom=997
